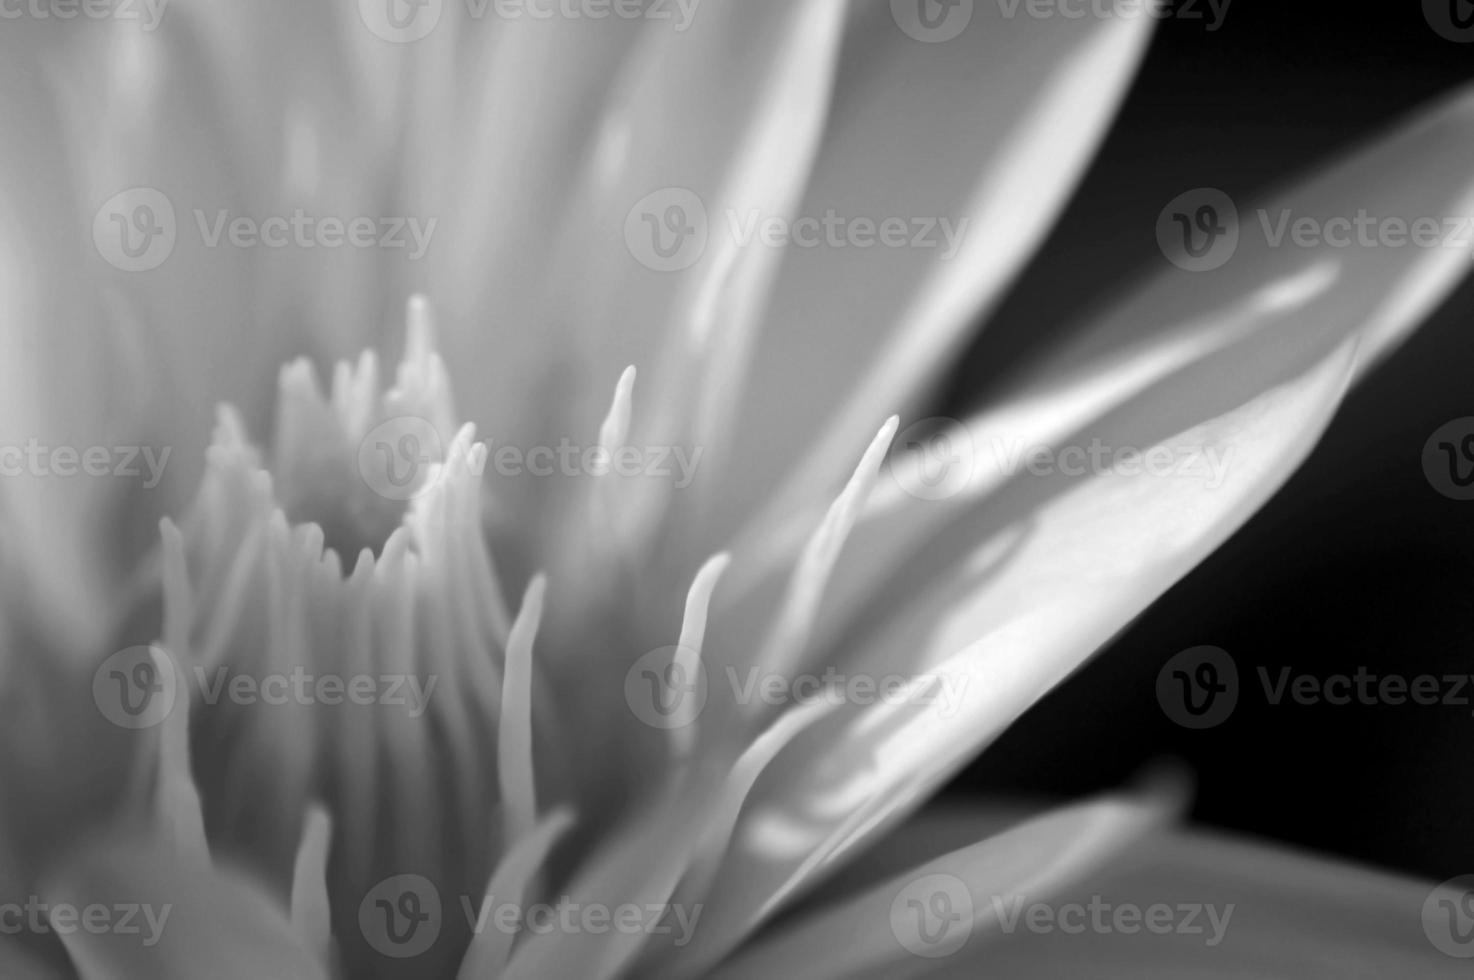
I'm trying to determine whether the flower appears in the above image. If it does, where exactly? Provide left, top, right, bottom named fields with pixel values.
left=0, top=2, right=1470, bottom=977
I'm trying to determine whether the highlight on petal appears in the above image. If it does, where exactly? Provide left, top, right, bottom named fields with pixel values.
left=704, top=783, right=1178, bottom=980
left=690, top=84, right=1474, bottom=965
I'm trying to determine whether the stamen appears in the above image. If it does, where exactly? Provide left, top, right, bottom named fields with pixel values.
left=499, top=574, right=548, bottom=845
left=290, top=806, right=334, bottom=969
left=670, top=552, right=731, bottom=759
left=746, top=416, right=899, bottom=708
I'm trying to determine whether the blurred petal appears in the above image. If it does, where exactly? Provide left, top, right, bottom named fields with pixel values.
left=43, top=827, right=327, bottom=979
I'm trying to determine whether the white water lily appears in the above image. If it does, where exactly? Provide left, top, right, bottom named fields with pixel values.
left=0, top=2, right=1470, bottom=978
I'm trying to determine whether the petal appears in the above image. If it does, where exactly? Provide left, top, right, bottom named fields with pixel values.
left=700, top=83, right=1474, bottom=960
left=711, top=2, right=1154, bottom=547
left=905, top=822, right=1471, bottom=978
left=41, top=827, right=327, bottom=979
left=703, top=786, right=1175, bottom=980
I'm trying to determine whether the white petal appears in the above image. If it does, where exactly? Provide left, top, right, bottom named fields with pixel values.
left=908, top=823, right=1473, bottom=978
left=703, top=85, right=1474, bottom=958
left=711, top=3, right=1154, bottom=549
left=703, top=787, right=1174, bottom=980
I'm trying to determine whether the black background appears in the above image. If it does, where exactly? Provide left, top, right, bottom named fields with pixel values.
left=942, top=1, right=1474, bottom=880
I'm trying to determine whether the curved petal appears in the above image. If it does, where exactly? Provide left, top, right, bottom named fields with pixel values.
left=910, top=823, right=1470, bottom=978
left=42, top=828, right=327, bottom=979
left=710, top=1, right=1154, bottom=548
left=702, top=786, right=1176, bottom=980
left=697, top=83, right=1474, bottom=962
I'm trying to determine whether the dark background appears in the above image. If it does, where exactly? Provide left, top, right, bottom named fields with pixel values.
left=943, top=1, right=1474, bottom=880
